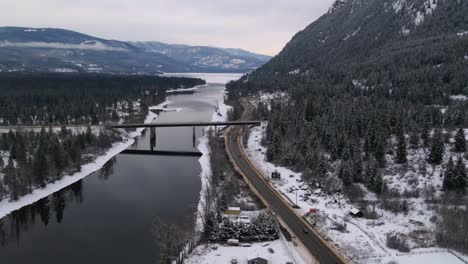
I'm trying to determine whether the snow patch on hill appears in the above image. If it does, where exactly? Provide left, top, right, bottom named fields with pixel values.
left=329, top=0, right=348, bottom=14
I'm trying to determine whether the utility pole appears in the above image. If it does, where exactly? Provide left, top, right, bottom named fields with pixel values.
left=296, top=189, right=298, bottom=207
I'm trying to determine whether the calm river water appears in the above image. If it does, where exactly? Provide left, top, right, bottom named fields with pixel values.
left=0, top=73, right=241, bottom=264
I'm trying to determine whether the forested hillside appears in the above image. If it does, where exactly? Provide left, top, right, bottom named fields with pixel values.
left=0, top=73, right=204, bottom=126
left=227, top=0, right=468, bottom=255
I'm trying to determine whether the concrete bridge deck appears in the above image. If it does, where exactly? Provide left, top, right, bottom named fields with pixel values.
left=106, top=121, right=261, bottom=129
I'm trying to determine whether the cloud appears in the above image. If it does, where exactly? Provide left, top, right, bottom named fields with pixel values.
left=0, top=41, right=128, bottom=51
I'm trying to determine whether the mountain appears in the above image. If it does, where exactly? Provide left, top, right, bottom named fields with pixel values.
left=221, top=48, right=272, bottom=62
left=131, top=41, right=271, bottom=73
left=0, top=27, right=195, bottom=74
left=0, top=27, right=270, bottom=74
left=245, top=0, right=468, bottom=91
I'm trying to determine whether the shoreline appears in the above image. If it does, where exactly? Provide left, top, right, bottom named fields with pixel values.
left=195, top=98, right=232, bottom=233
left=0, top=102, right=163, bottom=219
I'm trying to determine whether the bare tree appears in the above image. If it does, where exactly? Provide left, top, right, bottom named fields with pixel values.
left=152, top=217, right=189, bottom=264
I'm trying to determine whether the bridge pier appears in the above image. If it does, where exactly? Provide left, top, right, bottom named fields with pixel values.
left=150, top=127, right=156, bottom=151
left=192, top=126, right=196, bottom=148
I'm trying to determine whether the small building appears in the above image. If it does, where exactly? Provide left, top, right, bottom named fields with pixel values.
left=239, top=215, right=251, bottom=225
left=349, top=208, right=364, bottom=218
left=224, top=207, right=241, bottom=216
left=248, top=257, right=268, bottom=264
left=223, top=207, right=242, bottom=219
left=247, top=250, right=269, bottom=264
left=271, top=171, right=281, bottom=180
left=227, top=239, right=239, bottom=246
left=222, top=207, right=242, bottom=222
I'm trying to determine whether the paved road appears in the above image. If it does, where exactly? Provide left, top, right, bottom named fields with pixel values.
left=225, top=99, right=346, bottom=264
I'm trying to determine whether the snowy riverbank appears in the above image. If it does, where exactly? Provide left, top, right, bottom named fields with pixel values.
left=195, top=99, right=232, bottom=233
left=0, top=102, right=164, bottom=219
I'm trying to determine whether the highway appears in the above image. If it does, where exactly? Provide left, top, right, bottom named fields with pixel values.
left=225, top=99, right=346, bottom=264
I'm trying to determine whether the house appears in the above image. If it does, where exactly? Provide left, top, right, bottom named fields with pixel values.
left=222, top=207, right=242, bottom=222
left=247, top=249, right=269, bottom=264
left=349, top=208, right=364, bottom=218
left=224, top=207, right=241, bottom=216
left=248, top=257, right=268, bottom=264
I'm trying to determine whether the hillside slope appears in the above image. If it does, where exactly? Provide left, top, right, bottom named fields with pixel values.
left=226, top=0, right=468, bottom=259
left=244, top=0, right=468, bottom=99
left=131, top=41, right=271, bottom=73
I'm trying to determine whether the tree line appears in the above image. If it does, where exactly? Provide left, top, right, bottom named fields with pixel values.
left=0, top=127, right=119, bottom=201
left=0, top=73, right=204, bottom=126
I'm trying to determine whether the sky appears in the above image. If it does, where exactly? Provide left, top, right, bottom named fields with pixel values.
left=0, top=0, right=335, bottom=56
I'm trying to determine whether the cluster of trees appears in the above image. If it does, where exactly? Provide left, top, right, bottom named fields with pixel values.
left=0, top=73, right=204, bottom=125
left=0, top=127, right=119, bottom=201
left=205, top=212, right=279, bottom=243
left=442, top=157, right=467, bottom=192
left=240, top=91, right=467, bottom=197
left=436, top=207, right=468, bottom=254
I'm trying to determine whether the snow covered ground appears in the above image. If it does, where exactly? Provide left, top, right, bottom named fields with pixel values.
left=243, top=123, right=468, bottom=263
left=148, top=99, right=182, bottom=113
left=0, top=101, right=165, bottom=219
left=186, top=238, right=306, bottom=264
left=166, top=84, right=208, bottom=94
left=367, top=248, right=468, bottom=264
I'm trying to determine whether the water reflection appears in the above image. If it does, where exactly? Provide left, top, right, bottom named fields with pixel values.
left=0, top=157, right=116, bottom=247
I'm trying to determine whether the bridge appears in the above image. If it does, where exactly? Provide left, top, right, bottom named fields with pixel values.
left=106, top=121, right=261, bottom=129
left=115, top=120, right=262, bottom=156
left=1, top=120, right=262, bottom=157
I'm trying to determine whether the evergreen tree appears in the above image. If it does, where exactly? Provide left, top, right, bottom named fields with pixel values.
left=352, top=152, right=363, bottom=182
left=454, top=128, right=466, bottom=153
left=396, top=125, right=407, bottom=164
left=338, top=161, right=354, bottom=186
left=409, top=130, right=419, bottom=149
left=429, top=129, right=444, bottom=165
left=373, top=173, right=384, bottom=195
left=317, top=155, right=328, bottom=178
left=33, top=144, right=49, bottom=187
left=421, top=126, right=430, bottom=148
left=3, top=158, right=19, bottom=201
left=443, top=157, right=456, bottom=190
left=454, top=157, right=467, bottom=192
left=374, top=138, right=387, bottom=168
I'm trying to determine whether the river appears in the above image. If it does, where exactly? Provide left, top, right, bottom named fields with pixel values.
left=0, top=73, right=241, bottom=264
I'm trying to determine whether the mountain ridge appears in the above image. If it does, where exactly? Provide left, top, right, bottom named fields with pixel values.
left=0, top=27, right=270, bottom=74
left=245, top=0, right=468, bottom=83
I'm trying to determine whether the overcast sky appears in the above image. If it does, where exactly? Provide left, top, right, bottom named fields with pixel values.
left=1, top=0, right=334, bottom=55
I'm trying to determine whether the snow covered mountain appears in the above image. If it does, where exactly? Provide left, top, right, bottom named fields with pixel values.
left=0, top=27, right=270, bottom=74
left=131, top=41, right=271, bottom=72
left=248, top=0, right=468, bottom=80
